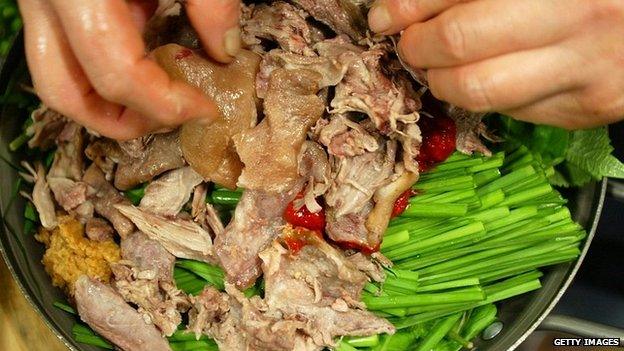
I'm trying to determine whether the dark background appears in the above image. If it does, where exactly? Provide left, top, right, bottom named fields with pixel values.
left=552, top=121, right=624, bottom=328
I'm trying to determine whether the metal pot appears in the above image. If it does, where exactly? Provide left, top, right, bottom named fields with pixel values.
left=0, top=34, right=620, bottom=351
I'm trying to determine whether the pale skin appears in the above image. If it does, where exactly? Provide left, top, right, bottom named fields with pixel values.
left=368, top=0, right=624, bottom=129
left=18, top=0, right=241, bottom=140
left=19, top=0, right=624, bottom=139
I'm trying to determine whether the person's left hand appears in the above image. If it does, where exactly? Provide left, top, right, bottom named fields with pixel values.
left=368, top=0, right=624, bottom=129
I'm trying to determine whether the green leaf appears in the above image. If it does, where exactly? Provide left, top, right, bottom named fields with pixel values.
left=490, top=115, right=568, bottom=168
left=548, top=170, right=570, bottom=188
left=561, top=162, right=593, bottom=187
left=565, top=127, right=624, bottom=179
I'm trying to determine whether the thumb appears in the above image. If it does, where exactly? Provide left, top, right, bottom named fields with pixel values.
left=185, top=0, right=241, bottom=63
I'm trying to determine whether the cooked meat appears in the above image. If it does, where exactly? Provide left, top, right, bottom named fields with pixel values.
left=397, top=122, right=422, bottom=173
left=139, top=167, right=203, bottom=217
left=85, top=217, right=114, bottom=242
left=192, top=184, right=225, bottom=236
left=85, top=139, right=123, bottom=181
left=255, top=49, right=354, bottom=99
left=113, top=233, right=189, bottom=336
left=259, top=237, right=395, bottom=346
left=190, top=235, right=395, bottom=351
left=153, top=44, right=261, bottom=189
left=330, top=45, right=421, bottom=134
left=46, top=123, right=92, bottom=218
left=74, top=275, right=172, bottom=351
left=314, top=34, right=364, bottom=58
left=317, top=114, right=379, bottom=157
left=118, top=136, right=153, bottom=159
left=291, top=0, right=368, bottom=40
left=27, top=105, right=66, bottom=150
left=445, top=105, right=492, bottom=156
left=325, top=140, right=396, bottom=217
left=83, top=164, right=135, bottom=238
left=114, top=131, right=185, bottom=191
left=47, top=178, right=90, bottom=213
left=187, top=286, right=247, bottom=349
left=235, top=68, right=325, bottom=192
left=23, top=162, right=58, bottom=229
left=297, top=141, right=331, bottom=213
left=116, top=205, right=214, bottom=263
left=366, top=171, right=419, bottom=245
left=326, top=201, right=372, bottom=249
left=214, top=187, right=300, bottom=289
left=346, top=252, right=386, bottom=282
left=120, top=232, right=175, bottom=282
left=241, top=2, right=316, bottom=56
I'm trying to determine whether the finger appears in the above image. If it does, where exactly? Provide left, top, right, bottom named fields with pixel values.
left=186, top=0, right=241, bottom=63
left=368, top=0, right=472, bottom=34
left=505, top=89, right=624, bottom=129
left=18, top=0, right=157, bottom=140
left=503, top=93, right=590, bottom=129
left=127, top=0, right=158, bottom=31
left=48, top=0, right=220, bottom=127
left=398, top=0, right=588, bottom=68
left=427, top=45, right=587, bottom=112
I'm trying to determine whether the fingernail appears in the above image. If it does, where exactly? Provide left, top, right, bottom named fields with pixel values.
left=224, top=27, right=241, bottom=57
left=368, top=5, right=392, bottom=33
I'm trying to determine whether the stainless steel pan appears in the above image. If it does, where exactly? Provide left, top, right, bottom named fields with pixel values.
left=0, top=34, right=621, bottom=351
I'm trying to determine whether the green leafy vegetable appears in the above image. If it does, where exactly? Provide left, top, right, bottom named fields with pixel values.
left=489, top=115, right=624, bottom=186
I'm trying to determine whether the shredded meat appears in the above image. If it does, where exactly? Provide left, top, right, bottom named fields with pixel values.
left=83, top=164, right=135, bottom=238
left=297, top=141, right=331, bottom=213
left=85, top=218, right=114, bottom=242
left=256, top=49, right=355, bottom=98
left=325, top=139, right=396, bottom=217
left=259, top=236, right=395, bottom=347
left=112, top=232, right=189, bottom=336
left=235, top=68, right=325, bottom=193
left=190, top=234, right=394, bottom=351
left=326, top=201, right=372, bottom=248
left=317, top=114, right=379, bottom=157
left=242, top=2, right=316, bottom=56
left=139, top=167, right=204, bottom=217
left=74, top=275, right=172, bottom=351
left=114, top=131, right=185, bottom=191
left=291, top=0, right=368, bottom=40
left=116, top=205, right=215, bottom=263
left=27, top=105, right=66, bottom=150
left=330, top=45, right=421, bottom=134
left=214, top=186, right=301, bottom=289
left=445, top=105, right=492, bottom=156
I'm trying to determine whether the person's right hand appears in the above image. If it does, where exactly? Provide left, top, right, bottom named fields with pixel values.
left=18, top=0, right=241, bottom=140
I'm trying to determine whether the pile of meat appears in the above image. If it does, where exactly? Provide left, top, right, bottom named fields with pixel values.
left=24, top=1, right=491, bottom=350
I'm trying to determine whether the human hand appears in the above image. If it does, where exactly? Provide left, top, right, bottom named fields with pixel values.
left=18, top=0, right=241, bottom=140
left=368, top=0, right=624, bottom=129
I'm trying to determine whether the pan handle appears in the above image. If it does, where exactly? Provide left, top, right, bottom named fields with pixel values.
left=538, top=314, right=624, bottom=342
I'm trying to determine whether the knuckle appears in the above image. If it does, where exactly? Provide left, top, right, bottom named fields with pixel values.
left=579, top=88, right=624, bottom=121
left=437, top=15, right=468, bottom=61
left=92, top=70, right=132, bottom=102
left=455, top=68, right=495, bottom=112
left=398, top=0, right=421, bottom=17
left=583, top=0, right=624, bottom=23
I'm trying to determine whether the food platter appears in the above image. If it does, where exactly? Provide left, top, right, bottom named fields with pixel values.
left=0, top=34, right=612, bottom=351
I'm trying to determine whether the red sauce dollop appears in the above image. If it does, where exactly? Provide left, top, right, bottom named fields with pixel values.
left=283, top=193, right=326, bottom=232
left=392, top=189, right=417, bottom=217
left=417, top=116, right=457, bottom=172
